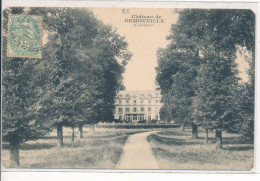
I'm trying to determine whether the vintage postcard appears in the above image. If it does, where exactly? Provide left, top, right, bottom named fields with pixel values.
left=1, top=0, right=258, bottom=175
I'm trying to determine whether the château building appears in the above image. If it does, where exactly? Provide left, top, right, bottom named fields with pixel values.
left=113, top=90, right=162, bottom=122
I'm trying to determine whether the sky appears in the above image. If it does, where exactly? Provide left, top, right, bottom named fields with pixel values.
left=93, top=8, right=178, bottom=90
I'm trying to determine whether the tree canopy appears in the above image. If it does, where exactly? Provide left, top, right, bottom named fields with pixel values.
left=156, top=9, right=255, bottom=140
left=2, top=7, right=131, bottom=166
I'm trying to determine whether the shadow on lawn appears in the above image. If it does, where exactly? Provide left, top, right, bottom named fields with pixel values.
left=222, top=135, right=254, bottom=151
left=39, top=135, right=75, bottom=140
left=157, top=130, right=191, bottom=137
left=2, top=142, right=56, bottom=150
left=152, top=147, right=211, bottom=165
left=2, top=133, right=129, bottom=151
left=150, top=133, right=254, bottom=152
left=148, top=134, right=202, bottom=146
left=223, top=145, right=254, bottom=151
left=223, top=136, right=254, bottom=145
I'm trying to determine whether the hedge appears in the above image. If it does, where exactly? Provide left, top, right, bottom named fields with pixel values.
left=96, top=124, right=181, bottom=129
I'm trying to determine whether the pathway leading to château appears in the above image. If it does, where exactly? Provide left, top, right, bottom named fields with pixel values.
left=116, top=131, right=160, bottom=169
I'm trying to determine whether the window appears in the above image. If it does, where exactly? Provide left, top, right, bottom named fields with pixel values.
left=125, top=115, right=131, bottom=122
left=148, top=115, right=151, bottom=121
left=133, top=115, right=137, bottom=120
left=140, top=115, right=144, bottom=121
left=126, top=100, right=129, bottom=104
left=119, top=107, right=123, bottom=113
left=148, top=107, right=151, bottom=112
left=119, top=100, right=122, bottom=104
left=155, top=107, right=159, bottom=113
left=119, top=115, right=123, bottom=121
left=155, top=115, right=159, bottom=120
left=126, top=94, right=129, bottom=97
left=148, top=100, right=151, bottom=103
left=133, top=107, right=137, bottom=112
left=141, top=100, right=144, bottom=103
left=125, top=107, right=130, bottom=113
left=156, top=100, right=159, bottom=103
left=134, top=100, right=137, bottom=104
left=141, top=107, right=145, bottom=112
left=119, top=94, right=122, bottom=98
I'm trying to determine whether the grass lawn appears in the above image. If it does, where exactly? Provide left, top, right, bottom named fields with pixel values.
left=1, top=127, right=146, bottom=169
left=147, top=128, right=254, bottom=170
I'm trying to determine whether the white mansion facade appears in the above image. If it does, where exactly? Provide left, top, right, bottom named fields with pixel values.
left=114, top=90, right=162, bottom=122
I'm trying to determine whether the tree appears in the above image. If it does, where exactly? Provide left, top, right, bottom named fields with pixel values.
left=159, top=105, right=169, bottom=122
left=237, top=46, right=254, bottom=140
left=2, top=7, right=57, bottom=166
left=156, top=9, right=255, bottom=147
left=40, top=8, right=100, bottom=146
left=188, top=10, right=255, bottom=147
left=2, top=57, right=54, bottom=166
left=156, top=16, right=199, bottom=135
left=227, top=47, right=254, bottom=140
left=29, top=8, right=131, bottom=144
left=87, top=24, right=131, bottom=124
left=2, top=7, right=131, bottom=168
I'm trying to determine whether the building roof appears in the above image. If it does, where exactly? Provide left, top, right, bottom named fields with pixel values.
left=116, top=90, right=161, bottom=98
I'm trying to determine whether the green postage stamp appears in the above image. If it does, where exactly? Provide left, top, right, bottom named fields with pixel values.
left=7, top=15, right=43, bottom=58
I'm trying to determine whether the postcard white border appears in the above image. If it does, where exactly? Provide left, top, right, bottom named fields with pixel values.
left=1, top=0, right=260, bottom=180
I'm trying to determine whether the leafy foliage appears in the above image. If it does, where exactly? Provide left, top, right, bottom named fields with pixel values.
left=2, top=7, right=131, bottom=165
left=2, top=8, right=53, bottom=142
left=156, top=9, right=255, bottom=139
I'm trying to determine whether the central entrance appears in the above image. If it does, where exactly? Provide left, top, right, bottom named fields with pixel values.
left=133, top=114, right=138, bottom=121
left=125, top=114, right=145, bottom=122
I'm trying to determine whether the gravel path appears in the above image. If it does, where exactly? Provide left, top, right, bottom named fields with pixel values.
left=116, top=131, right=159, bottom=169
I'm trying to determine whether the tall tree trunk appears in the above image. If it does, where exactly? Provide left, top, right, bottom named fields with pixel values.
left=57, top=124, right=63, bottom=147
left=71, top=126, right=75, bottom=142
left=181, top=124, right=185, bottom=131
left=91, top=124, right=95, bottom=132
left=78, top=124, right=83, bottom=139
left=9, top=138, right=20, bottom=167
left=192, top=123, right=198, bottom=139
left=215, top=129, right=223, bottom=149
left=204, top=128, right=209, bottom=144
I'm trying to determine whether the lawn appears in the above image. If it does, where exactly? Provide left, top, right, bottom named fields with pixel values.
left=147, top=128, right=254, bottom=170
left=1, top=127, right=146, bottom=169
